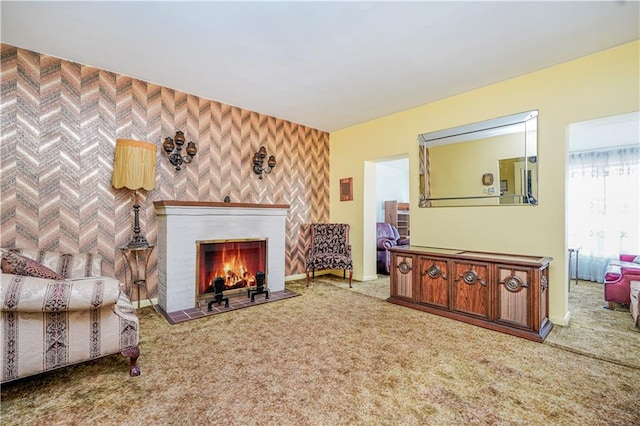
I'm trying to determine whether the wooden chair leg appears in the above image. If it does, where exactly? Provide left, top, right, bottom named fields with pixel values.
left=121, top=345, right=141, bottom=377
left=348, top=270, right=353, bottom=288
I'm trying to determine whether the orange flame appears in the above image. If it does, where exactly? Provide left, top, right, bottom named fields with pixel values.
left=206, top=245, right=256, bottom=290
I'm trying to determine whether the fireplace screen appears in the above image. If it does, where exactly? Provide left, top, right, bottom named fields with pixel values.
left=196, top=239, right=267, bottom=301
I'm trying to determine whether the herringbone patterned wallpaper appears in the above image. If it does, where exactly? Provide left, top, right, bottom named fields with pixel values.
left=0, top=45, right=329, bottom=301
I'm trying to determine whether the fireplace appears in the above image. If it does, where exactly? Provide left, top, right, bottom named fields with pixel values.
left=196, top=239, right=267, bottom=302
left=154, top=201, right=289, bottom=313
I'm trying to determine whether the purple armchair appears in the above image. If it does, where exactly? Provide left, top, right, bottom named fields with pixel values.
left=604, top=254, right=640, bottom=309
left=377, top=222, right=409, bottom=275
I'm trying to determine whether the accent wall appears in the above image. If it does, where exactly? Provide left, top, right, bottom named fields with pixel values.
left=0, top=44, right=330, bottom=302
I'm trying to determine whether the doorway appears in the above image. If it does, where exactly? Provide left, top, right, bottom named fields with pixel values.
left=565, top=111, right=639, bottom=339
left=375, top=158, right=409, bottom=223
left=373, top=156, right=410, bottom=276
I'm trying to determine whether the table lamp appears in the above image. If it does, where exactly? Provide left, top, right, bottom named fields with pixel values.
left=112, top=139, right=157, bottom=248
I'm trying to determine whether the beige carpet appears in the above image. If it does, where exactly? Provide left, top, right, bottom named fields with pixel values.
left=545, top=279, right=640, bottom=369
left=330, top=275, right=640, bottom=370
left=1, top=277, right=639, bottom=425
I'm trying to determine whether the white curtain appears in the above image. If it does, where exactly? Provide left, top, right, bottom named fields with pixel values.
left=568, top=145, right=640, bottom=282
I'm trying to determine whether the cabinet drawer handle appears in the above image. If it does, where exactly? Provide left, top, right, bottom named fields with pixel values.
left=455, top=269, right=486, bottom=286
left=499, top=275, right=528, bottom=292
left=423, top=264, right=447, bottom=279
left=398, top=260, right=412, bottom=274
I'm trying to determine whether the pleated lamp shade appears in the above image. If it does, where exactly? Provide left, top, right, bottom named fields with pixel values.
left=112, top=139, right=157, bottom=190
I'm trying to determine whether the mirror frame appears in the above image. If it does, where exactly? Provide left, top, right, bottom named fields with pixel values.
left=418, top=110, right=539, bottom=207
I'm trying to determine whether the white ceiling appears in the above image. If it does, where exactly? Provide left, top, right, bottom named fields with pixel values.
left=1, top=1, right=639, bottom=132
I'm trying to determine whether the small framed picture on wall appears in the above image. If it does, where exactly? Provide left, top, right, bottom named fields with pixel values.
left=340, top=177, right=353, bottom=201
left=482, top=173, right=494, bottom=186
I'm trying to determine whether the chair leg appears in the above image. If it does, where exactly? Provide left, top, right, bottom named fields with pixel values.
left=348, top=270, right=353, bottom=288
left=306, top=269, right=311, bottom=287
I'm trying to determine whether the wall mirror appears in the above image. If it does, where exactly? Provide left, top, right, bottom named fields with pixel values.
left=418, top=110, right=538, bottom=207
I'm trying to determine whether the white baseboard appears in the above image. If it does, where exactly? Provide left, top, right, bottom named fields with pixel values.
left=285, top=271, right=332, bottom=281
left=133, top=297, right=158, bottom=310
left=358, top=274, right=380, bottom=282
left=550, top=310, right=571, bottom=327
left=285, top=270, right=362, bottom=282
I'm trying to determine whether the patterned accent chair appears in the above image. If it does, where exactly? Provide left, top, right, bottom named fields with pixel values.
left=1, top=248, right=140, bottom=383
left=306, top=223, right=353, bottom=288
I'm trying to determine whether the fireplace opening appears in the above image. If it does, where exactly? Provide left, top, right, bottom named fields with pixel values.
left=196, top=239, right=267, bottom=303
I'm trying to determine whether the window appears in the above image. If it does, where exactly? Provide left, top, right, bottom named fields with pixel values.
left=568, top=146, right=639, bottom=281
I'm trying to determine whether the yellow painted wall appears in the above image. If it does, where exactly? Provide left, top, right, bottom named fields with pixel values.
left=330, top=41, right=640, bottom=326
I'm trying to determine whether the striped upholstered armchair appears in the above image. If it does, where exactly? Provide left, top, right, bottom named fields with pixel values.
left=305, top=223, right=353, bottom=288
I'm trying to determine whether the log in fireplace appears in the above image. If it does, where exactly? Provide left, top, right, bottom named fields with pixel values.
left=196, top=238, right=267, bottom=304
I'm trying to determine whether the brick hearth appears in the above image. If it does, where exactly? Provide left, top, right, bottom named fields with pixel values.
left=157, top=289, right=299, bottom=325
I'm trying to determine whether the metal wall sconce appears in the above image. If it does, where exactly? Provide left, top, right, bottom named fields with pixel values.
left=162, top=130, right=197, bottom=171
left=252, top=146, right=276, bottom=179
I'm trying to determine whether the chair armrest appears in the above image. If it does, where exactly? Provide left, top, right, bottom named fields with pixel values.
left=1, top=274, right=121, bottom=312
left=377, top=238, right=397, bottom=250
left=621, top=272, right=640, bottom=282
left=397, top=237, right=410, bottom=246
left=619, top=262, right=640, bottom=274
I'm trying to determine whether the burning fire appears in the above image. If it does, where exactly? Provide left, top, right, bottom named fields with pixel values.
left=206, top=246, right=256, bottom=290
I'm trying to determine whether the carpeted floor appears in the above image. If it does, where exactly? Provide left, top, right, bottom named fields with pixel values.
left=1, top=276, right=639, bottom=425
left=545, top=279, right=640, bottom=369
left=330, top=275, right=640, bottom=370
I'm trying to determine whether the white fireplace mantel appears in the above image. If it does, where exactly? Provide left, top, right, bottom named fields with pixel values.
left=154, top=201, right=290, bottom=313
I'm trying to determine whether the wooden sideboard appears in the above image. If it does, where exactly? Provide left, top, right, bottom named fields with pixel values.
left=388, top=246, right=553, bottom=342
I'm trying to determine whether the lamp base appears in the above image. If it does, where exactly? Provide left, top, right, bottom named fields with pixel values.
left=127, top=236, right=150, bottom=249
left=128, top=191, right=150, bottom=249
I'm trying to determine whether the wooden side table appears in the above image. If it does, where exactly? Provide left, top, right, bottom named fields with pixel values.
left=121, top=245, right=155, bottom=309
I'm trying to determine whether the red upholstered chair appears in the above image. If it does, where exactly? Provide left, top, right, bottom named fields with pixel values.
left=376, top=222, right=410, bottom=275
left=306, top=223, right=353, bottom=287
left=604, top=254, right=640, bottom=309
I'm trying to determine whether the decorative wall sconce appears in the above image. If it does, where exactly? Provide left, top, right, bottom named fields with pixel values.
left=162, top=130, right=197, bottom=171
left=252, top=146, right=277, bottom=179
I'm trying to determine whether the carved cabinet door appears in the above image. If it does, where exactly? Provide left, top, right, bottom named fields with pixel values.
left=451, top=260, right=491, bottom=319
left=418, top=256, right=449, bottom=309
left=390, top=253, right=415, bottom=300
left=495, top=265, right=532, bottom=330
